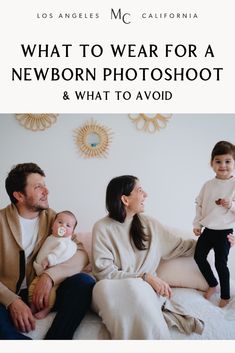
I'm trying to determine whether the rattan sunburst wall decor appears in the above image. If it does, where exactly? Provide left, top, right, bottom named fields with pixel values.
left=16, top=114, right=58, bottom=131
left=128, top=113, right=172, bottom=133
left=74, top=120, right=113, bottom=158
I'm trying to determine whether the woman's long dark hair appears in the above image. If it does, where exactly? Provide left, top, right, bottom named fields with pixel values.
left=106, top=175, right=149, bottom=250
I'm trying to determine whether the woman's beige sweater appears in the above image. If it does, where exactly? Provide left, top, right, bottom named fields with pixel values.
left=92, top=214, right=195, bottom=280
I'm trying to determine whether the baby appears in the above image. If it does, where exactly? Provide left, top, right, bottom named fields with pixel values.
left=29, top=210, right=77, bottom=319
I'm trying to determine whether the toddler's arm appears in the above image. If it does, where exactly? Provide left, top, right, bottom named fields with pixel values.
left=193, top=228, right=202, bottom=236
left=228, top=233, right=235, bottom=246
left=220, top=198, right=232, bottom=209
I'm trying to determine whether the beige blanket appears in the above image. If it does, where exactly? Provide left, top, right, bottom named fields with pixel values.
left=162, top=299, right=204, bottom=334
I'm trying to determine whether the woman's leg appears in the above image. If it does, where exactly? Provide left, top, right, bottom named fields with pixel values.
left=92, top=278, right=170, bottom=339
left=45, top=273, right=95, bottom=339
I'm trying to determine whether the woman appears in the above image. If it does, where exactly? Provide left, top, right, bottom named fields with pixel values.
left=91, top=175, right=197, bottom=339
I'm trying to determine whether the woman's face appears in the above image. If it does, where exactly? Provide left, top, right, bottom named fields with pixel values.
left=123, top=180, right=147, bottom=217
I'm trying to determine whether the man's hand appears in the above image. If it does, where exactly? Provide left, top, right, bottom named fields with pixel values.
left=32, top=273, right=53, bottom=312
left=8, top=298, right=35, bottom=333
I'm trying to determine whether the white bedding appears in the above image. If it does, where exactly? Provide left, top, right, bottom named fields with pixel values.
left=170, top=287, right=235, bottom=339
left=26, top=284, right=235, bottom=340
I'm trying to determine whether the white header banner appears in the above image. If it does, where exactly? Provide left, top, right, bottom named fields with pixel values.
left=0, top=0, right=234, bottom=113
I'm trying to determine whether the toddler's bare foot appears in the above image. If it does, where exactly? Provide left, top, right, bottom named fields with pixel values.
left=34, top=307, right=51, bottom=319
left=219, top=299, right=230, bottom=308
left=204, top=286, right=218, bottom=300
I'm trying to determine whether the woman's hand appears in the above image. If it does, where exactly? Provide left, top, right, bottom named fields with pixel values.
left=144, top=273, right=172, bottom=299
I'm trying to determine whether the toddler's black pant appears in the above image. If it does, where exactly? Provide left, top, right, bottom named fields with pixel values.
left=194, top=227, right=232, bottom=300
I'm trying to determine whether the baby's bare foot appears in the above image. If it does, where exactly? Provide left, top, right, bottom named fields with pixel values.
left=34, top=308, right=51, bottom=319
left=219, top=299, right=230, bottom=308
left=204, top=286, right=218, bottom=300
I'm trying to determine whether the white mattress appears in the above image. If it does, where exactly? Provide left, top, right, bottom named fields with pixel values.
left=26, top=284, right=235, bottom=340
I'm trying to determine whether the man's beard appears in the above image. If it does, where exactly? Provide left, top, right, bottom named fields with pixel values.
left=25, top=199, right=49, bottom=212
left=33, top=204, right=48, bottom=212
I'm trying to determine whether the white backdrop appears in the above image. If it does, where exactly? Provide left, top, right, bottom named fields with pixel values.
left=0, top=114, right=235, bottom=277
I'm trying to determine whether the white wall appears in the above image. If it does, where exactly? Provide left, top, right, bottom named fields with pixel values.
left=1, top=114, right=235, bottom=277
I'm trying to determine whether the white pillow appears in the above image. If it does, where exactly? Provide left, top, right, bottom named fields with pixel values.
left=157, top=255, right=214, bottom=291
left=156, top=226, right=216, bottom=291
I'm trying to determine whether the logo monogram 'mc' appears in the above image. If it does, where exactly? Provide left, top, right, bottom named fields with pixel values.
left=111, top=8, right=131, bottom=24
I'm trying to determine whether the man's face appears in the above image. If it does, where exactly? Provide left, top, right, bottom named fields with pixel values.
left=22, top=173, right=49, bottom=212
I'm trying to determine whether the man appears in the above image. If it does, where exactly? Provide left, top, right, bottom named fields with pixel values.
left=0, top=163, right=95, bottom=339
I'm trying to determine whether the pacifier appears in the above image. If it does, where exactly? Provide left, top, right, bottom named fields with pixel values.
left=58, top=226, right=66, bottom=237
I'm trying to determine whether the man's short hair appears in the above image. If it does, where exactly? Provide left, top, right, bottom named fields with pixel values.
left=5, top=163, right=45, bottom=204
